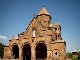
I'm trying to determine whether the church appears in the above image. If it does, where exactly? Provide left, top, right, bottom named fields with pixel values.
left=3, top=6, right=66, bottom=60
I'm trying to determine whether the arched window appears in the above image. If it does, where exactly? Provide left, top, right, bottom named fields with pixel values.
left=33, top=28, right=36, bottom=37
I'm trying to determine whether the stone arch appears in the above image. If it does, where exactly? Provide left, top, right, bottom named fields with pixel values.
left=35, top=41, right=47, bottom=60
left=35, top=41, right=47, bottom=47
left=22, top=42, right=31, bottom=60
left=53, top=49, right=60, bottom=60
left=22, top=42, right=31, bottom=48
left=12, top=43, right=19, bottom=59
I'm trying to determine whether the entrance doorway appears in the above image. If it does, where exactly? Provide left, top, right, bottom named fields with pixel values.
left=36, top=43, right=47, bottom=60
left=23, top=44, right=31, bottom=60
left=12, top=45, right=19, bottom=59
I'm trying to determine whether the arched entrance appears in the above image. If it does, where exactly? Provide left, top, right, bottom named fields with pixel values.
left=12, top=45, right=19, bottom=59
left=36, top=43, right=47, bottom=60
left=23, top=44, right=31, bottom=60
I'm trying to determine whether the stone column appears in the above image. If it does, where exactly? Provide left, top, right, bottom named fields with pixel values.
left=31, top=44, right=36, bottom=60
left=19, top=47, right=23, bottom=60
left=47, top=50, right=52, bottom=60
left=31, top=50, right=36, bottom=60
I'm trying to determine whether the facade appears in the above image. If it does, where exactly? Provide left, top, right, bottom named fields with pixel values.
left=3, top=6, right=66, bottom=60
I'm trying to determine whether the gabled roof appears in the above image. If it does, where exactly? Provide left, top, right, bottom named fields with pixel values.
left=38, top=6, right=49, bottom=15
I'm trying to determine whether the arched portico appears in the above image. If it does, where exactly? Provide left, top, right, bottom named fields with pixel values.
left=35, top=42, right=47, bottom=60
left=22, top=43, right=31, bottom=60
left=12, top=45, right=19, bottom=59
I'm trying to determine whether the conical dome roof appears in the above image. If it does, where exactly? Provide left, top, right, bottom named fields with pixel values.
left=38, top=6, right=49, bottom=15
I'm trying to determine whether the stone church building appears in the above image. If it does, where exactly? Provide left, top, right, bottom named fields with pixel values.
left=3, top=6, right=66, bottom=60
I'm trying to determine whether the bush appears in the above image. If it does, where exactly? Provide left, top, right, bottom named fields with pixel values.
left=0, top=43, right=4, bottom=58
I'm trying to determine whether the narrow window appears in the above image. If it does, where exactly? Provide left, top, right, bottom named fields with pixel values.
left=58, top=33, right=61, bottom=37
left=44, top=21, right=47, bottom=22
left=58, top=34, right=60, bottom=37
left=56, top=35, right=57, bottom=40
left=33, top=28, right=36, bottom=37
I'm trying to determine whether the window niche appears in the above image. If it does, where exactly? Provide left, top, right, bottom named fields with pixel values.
left=58, top=34, right=60, bottom=37
left=55, top=52, right=57, bottom=55
left=32, top=27, right=36, bottom=37
left=54, top=28, right=57, bottom=31
left=56, top=35, right=57, bottom=40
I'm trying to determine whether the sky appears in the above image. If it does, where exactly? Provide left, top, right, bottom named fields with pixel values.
left=0, top=0, right=80, bottom=52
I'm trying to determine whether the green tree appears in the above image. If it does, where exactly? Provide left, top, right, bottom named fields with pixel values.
left=68, top=53, right=73, bottom=58
left=0, top=43, right=4, bottom=58
left=77, top=51, right=80, bottom=60
left=66, top=52, right=69, bottom=58
left=78, top=52, right=80, bottom=57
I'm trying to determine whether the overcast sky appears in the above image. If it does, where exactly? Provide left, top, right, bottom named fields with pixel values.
left=0, top=0, right=80, bottom=52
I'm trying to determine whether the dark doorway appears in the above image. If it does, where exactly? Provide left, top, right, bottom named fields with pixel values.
left=13, top=45, right=19, bottom=59
left=23, top=44, right=31, bottom=60
left=36, top=43, right=47, bottom=60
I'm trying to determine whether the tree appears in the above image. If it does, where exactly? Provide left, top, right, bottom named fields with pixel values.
left=68, top=53, right=73, bottom=58
left=78, top=51, right=80, bottom=60
left=0, top=43, right=4, bottom=58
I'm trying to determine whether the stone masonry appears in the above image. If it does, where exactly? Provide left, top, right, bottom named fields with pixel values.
left=3, top=6, right=66, bottom=60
